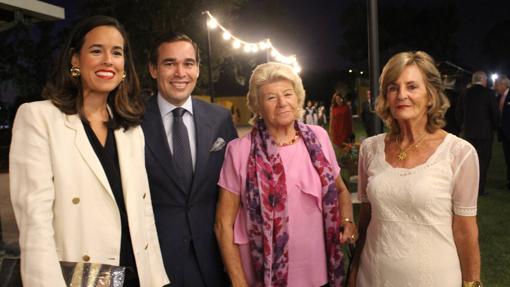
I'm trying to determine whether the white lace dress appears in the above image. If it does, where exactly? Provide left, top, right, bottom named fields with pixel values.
left=356, top=133, right=479, bottom=287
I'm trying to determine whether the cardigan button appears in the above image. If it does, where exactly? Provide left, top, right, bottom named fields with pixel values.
left=143, top=193, right=146, bottom=199
left=145, top=243, right=149, bottom=250
left=82, top=255, right=90, bottom=262
left=72, top=197, right=80, bottom=204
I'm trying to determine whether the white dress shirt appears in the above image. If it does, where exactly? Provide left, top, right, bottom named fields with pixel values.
left=158, top=94, right=197, bottom=170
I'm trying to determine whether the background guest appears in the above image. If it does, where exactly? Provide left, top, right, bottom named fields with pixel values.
left=329, top=90, right=353, bottom=147
left=456, top=70, right=498, bottom=196
left=443, top=76, right=461, bottom=135
left=495, top=75, right=510, bottom=190
left=317, top=101, right=328, bottom=127
left=304, top=99, right=317, bottom=125
left=361, top=90, right=376, bottom=137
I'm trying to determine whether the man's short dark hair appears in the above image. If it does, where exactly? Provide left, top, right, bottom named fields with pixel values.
left=149, top=32, right=200, bottom=66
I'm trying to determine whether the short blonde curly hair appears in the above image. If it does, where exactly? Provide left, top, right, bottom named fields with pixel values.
left=246, top=62, right=305, bottom=126
left=375, top=51, right=450, bottom=135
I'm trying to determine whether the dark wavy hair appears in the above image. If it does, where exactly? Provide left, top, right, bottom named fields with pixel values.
left=42, top=15, right=142, bottom=130
left=330, top=90, right=346, bottom=108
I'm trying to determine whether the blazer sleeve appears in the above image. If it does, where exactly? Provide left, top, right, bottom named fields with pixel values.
left=9, top=103, right=67, bottom=287
left=139, top=129, right=171, bottom=286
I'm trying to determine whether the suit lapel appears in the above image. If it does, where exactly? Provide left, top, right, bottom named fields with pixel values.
left=143, top=97, right=186, bottom=194
left=64, top=114, right=115, bottom=200
left=190, top=98, right=215, bottom=198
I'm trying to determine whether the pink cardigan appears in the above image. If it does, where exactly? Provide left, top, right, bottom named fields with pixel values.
left=218, top=125, right=340, bottom=287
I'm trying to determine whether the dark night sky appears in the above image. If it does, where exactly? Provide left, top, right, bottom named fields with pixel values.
left=44, top=0, right=510, bottom=74
left=232, top=0, right=510, bottom=73
left=453, top=1, right=510, bottom=70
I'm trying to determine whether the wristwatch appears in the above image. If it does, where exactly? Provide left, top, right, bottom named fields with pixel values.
left=463, top=280, right=482, bottom=287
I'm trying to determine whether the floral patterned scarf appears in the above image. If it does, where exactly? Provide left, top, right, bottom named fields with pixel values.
left=246, top=120, right=345, bottom=286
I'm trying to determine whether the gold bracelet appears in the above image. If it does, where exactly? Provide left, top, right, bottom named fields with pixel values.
left=341, top=217, right=355, bottom=225
left=463, top=280, right=482, bottom=287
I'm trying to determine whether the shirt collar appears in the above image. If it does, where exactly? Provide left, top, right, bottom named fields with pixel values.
left=157, top=93, right=194, bottom=117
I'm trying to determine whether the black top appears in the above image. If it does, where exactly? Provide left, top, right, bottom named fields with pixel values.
left=82, top=121, right=138, bottom=275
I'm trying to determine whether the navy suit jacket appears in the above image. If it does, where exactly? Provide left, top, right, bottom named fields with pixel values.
left=142, top=96, right=237, bottom=286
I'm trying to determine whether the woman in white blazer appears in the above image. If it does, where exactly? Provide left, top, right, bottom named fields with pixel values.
left=9, top=16, right=169, bottom=287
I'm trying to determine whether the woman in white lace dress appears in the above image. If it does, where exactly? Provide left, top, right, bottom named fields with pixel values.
left=348, top=51, right=482, bottom=287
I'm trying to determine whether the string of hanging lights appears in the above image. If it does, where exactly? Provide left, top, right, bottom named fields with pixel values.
left=204, top=10, right=302, bottom=73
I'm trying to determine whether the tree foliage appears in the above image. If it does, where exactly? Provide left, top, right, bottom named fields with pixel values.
left=0, top=0, right=247, bottom=108
left=76, top=0, right=247, bottom=93
left=0, top=21, right=58, bottom=105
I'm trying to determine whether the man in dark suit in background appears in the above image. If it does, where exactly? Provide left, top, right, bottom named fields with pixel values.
left=142, top=32, right=237, bottom=286
left=457, top=71, right=498, bottom=196
left=443, top=76, right=461, bottom=136
left=361, top=90, right=376, bottom=137
left=495, top=75, right=510, bottom=190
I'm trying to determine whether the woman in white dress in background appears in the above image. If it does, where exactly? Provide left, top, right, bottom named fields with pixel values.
left=348, top=51, right=482, bottom=287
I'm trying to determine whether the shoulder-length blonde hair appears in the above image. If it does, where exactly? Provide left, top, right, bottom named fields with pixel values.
left=375, top=51, right=449, bottom=135
left=246, top=62, right=305, bottom=126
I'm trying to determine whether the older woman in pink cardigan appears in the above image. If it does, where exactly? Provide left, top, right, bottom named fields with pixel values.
left=215, top=62, right=356, bottom=287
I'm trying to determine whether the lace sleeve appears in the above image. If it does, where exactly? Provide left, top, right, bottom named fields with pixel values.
left=451, top=140, right=479, bottom=216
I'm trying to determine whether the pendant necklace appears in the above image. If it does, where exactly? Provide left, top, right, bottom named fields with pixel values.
left=396, top=133, right=427, bottom=161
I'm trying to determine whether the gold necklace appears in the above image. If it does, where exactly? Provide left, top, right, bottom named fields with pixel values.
left=395, top=133, right=427, bottom=161
left=276, top=132, right=300, bottom=147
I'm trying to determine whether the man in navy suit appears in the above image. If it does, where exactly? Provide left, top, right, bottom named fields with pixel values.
left=456, top=71, right=498, bottom=196
left=495, top=75, right=510, bottom=190
left=142, top=32, right=237, bottom=286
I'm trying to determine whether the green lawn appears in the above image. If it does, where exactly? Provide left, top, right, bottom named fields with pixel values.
left=479, top=141, right=510, bottom=286
left=340, top=118, right=510, bottom=286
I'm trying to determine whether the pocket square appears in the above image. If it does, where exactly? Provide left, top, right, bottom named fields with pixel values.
left=209, top=137, right=226, bottom=152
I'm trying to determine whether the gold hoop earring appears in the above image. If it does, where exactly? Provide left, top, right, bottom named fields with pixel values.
left=70, top=66, right=80, bottom=78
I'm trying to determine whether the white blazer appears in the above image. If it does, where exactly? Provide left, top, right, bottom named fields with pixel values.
left=9, top=100, right=169, bottom=287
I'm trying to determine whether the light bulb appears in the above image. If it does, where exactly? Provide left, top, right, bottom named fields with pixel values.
left=207, top=18, right=218, bottom=29
left=222, top=31, right=231, bottom=40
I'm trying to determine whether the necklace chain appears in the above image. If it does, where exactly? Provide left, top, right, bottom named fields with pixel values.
left=396, top=133, right=427, bottom=161
left=276, top=132, right=300, bottom=147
